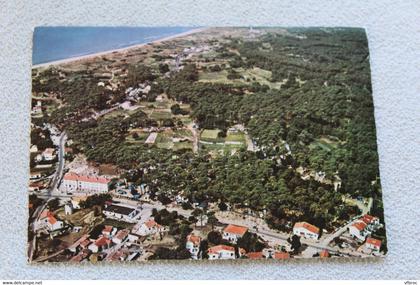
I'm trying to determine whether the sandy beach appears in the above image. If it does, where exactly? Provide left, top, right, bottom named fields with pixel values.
left=32, top=27, right=208, bottom=69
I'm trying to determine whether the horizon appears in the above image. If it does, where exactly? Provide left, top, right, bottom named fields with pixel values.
left=32, top=26, right=196, bottom=65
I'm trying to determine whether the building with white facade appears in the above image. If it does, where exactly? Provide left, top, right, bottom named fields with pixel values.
left=222, top=224, right=248, bottom=244
left=62, top=173, right=110, bottom=194
left=186, top=234, right=201, bottom=259
left=293, top=222, right=320, bottom=240
left=365, top=237, right=382, bottom=251
left=135, top=219, right=166, bottom=236
left=207, top=245, right=245, bottom=260
left=349, top=221, right=369, bottom=241
left=35, top=210, right=64, bottom=232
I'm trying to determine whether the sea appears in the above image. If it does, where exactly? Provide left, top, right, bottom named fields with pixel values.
left=32, top=27, right=195, bottom=65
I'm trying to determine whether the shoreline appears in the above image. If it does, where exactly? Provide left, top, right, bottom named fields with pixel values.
left=32, top=27, right=208, bottom=69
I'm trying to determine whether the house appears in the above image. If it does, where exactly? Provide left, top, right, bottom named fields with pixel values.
left=112, top=229, right=130, bottom=244
left=62, top=173, right=110, bottom=194
left=222, top=224, right=248, bottom=243
left=36, top=210, right=64, bottom=232
left=42, top=148, right=56, bottom=161
left=365, top=237, right=382, bottom=251
left=319, top=249, right=330, bottom=258
left=246, top=252, right=264, bottom=259
left=361, top=214, right=381, bottom=230
left=136, top=219, right=166, bottom=236
left=103, top=204, right=140, bottom=222
left=349, top=221, right=369, bottom=241
left=88, top=236, right=112, bottom=253
left=208, top=245, right=236, bottom=260
left=350, top=214, right=381, bottom=241
left=102, top=226, right=117, bottom=238
left=293, top=222, right=320, bottom=240
left=186, top=234, right=201, bottom=259
left=274, top=252, right=290, bottom=260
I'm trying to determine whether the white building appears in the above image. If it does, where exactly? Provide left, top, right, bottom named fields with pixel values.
left=349, top=214, right=381, bottom=241
left=222, top=224, right=248, bottom=244
left=349, top=221, right=369, bottom=241
left=293, top=222, right=320, bottom=240
left=136, top=219, right=166, bottom=236
left=88, top=237, right=111, bottom=253
left=186, top=234, right=201, bottom=259
left=365, top=237, right=382, bottom=251
left=208, top=245, right=245, bottom=260
left=35, top=210, right=64, bottom=232
left=103, top=204, right=140, bottom=222
left=42, top=148, right=56, bottom=161
left=112, top=229, right=130, bottom=244
left=62, top=173, right=110, bottom=194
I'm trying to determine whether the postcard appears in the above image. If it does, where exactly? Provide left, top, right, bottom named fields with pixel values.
left=29, top=27, right=386, bottom=263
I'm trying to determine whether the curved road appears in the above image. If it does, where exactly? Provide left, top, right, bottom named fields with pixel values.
left=28, top=131, right=67, bottom=262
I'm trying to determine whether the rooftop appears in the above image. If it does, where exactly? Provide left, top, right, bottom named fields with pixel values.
left=208, top=244, right=235, bottom=254
left=274, top=252, right=290, bottom=259
left=223, top=224, right=248, bottom=236
left=64, top=172, right=110, bottom=184
left=366, top=237, right=382, bottom=248
left=294, top=222, right=320, bottom=234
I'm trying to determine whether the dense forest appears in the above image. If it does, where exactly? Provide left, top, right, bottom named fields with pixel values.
left=32, top=28, right=384, bottom=232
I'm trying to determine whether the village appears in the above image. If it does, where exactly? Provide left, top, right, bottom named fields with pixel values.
left=28, top=27, right=386, bottom=262
left=28, top=133, right=385, bottom=262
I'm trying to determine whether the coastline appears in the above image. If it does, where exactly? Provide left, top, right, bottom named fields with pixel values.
left=32, top=27, right=208, bottom=69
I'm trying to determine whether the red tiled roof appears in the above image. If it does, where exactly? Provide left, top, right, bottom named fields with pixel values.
left=223, top=224, right=248, bottom=236
left=64, top=172, right=110, bottom=184
left=40, top=210, right=58, bottom=225
left=208, top=245, right=235, bottom=254
left=246, top=252, right=264, bottom=259
left=187, top=234, right=201, bottom=246
left=294, top=222, right=320, bottom=234
left=40, top=210, right=52, bottom=219
left=48, top=215, right=58, bottom=225
left=351, top=221, right=367, bottom=231
left=274, top=252, right=290, bottom=259
left=144, top=219, right=162, bottom=228
left=320, top=249, right=330, bottom=258
left=362, top=214, right=378, bottom=224
left=95, top=236, right=111, bottom=247
left=114, top=229, right=129, bottom=240
left=366, top=237, right=381, bottom=248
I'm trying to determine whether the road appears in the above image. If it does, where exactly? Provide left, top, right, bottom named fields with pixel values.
left=320, top=215, right=362, bottom=247
left=28, top=131, right=67, bottom=262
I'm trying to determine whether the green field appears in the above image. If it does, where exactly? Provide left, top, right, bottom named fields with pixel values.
left=173, top=141, right=193, bottom=151
left=149, top=110, right=172, bottom=120
left=126, top=130, right=149, bottom=144
left=156, top=132, right=173, bottom=149
left=225, top=131, right=246, bottom=143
